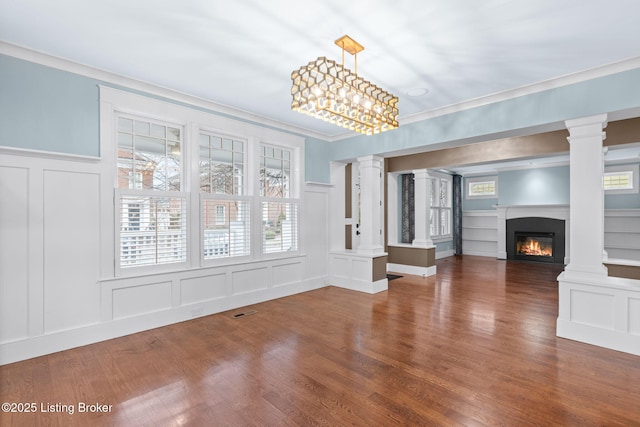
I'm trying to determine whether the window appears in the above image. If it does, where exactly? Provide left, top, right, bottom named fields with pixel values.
left=397, top=171, right=451, bottom=243
left=116, top=115, right=187, bottom=269
left=603, top=165, right=638, bottom=194
left=466, top=176, right=498, bottom=199
left=117, top=117, right=181, bottom=191
left=469, top=181, right=496, bottom=196
left=202, top=200, right=250, bottom=259
left=215, top=205, right=226, bottom=225
left=603, top=172, right=631, bottom=190
left=430, top=175, right=451, bottom=239
left=119, top=195, right=187, bottom=267
left=199, top=134, right=244, bottom=195
left=260, top=145, right=298, bottom=253
left=200, top=132, right=250, bottom=260
left=103, top=87, right=303, bottom=275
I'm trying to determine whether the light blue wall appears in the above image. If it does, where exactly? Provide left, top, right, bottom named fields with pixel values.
left=0, top=54, right=101, bottom=156
left=0, top=54, right=331, bottom=182
left=3, top=53, right=640, bottom=186
left=328, top=67, right=640, bottom=164
left=304, top=137, right=331, bottom=183
left=463, top=197, right=498, bottom=210
left=604, top=161, right=640, bottom=209
left=304, top=66, right=640, bottom=183
left=462, top=164, right=640, bottom=210
left=435, top=240, right=453, bottom=254
left=499, top=166, right=570, bottom=206
left=462, top=175, right=499, bottom=210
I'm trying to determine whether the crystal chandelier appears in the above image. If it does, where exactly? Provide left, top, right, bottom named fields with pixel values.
left=291, top=35, right=399, bottom=135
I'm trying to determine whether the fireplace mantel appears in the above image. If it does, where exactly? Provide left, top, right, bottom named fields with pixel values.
left=496, top=205, right=570, bottom=263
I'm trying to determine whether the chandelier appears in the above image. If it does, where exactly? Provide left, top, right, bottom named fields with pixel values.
left=291, top=35, right=399, bottom=135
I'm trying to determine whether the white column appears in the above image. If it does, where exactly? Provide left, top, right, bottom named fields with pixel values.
left=563, top=113, right=608, bottom=279
left=412, top=169, right=434, bottom=247
left=357, top=155, right=384, bottom=255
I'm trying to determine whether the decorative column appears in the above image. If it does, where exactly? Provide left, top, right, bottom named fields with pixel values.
left=357, top=155, right=384, bottom=255
left=563, top=113, right=608, bottom=279
left=412, top=169, right=433, bottom=247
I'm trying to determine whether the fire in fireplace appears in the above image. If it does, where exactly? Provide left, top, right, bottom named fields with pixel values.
left=506, top=217, right=565, bottom=264
left=514, top=232, right=554, bottom=262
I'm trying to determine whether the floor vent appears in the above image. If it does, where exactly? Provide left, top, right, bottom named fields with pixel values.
left=231, top=310, right=257, bottom=318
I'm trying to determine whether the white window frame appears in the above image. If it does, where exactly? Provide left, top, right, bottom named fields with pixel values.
left=198, top=130, right=253, bottom=264
left=258, top=143, right=300, bottom=256
left=114, top=111, right=188, bottom=275
left=430, top=172, right=452, bottom=242
left=100, top=86, right=305, bottom=278
left=603, top=164, right=638, bottom=194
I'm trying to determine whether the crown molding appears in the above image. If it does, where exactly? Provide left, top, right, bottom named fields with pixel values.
left=0, top=41, right=332, bottom=141
left=3, top=41, right=639, bottom=143
left=401, top=56, right=640, bottom=126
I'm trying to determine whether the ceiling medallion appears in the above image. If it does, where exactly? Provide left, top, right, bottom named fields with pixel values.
left=291, top=35, right=399, bottom=135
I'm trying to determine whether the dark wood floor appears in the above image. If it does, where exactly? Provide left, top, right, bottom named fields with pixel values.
left=2, top=256, right=640, bottom=426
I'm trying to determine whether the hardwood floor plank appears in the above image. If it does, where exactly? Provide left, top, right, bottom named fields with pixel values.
left=2, top=256, right=640, bottom=426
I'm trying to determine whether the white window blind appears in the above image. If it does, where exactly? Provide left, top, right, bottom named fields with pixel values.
left=203, top=198, right=251, bottom=259
left=262, top=201, right=298, bottom=253
left=119, top=195, right=187, bottom=267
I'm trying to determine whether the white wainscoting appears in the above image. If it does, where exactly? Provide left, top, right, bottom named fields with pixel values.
left=557, top=273, right=640, bottom=356
left=329, top=252, right=388, bottom=294
left=0, top=151, right=330, bottom=365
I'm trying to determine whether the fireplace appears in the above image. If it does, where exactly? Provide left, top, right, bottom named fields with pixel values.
left=514, top=232, right=554, bottom=262
left=506, top=217, right=565, bottom=264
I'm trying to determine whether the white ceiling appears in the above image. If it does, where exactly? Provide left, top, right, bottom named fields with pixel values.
left=2, top=0, right=640, bottom=172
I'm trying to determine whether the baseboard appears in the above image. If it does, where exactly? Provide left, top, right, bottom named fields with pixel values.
left=463, top=250, right=498, bottom=258
left=556, top=318, right=640, bottom=356
left=330, top=277, right=388, bottom=294
left=0, top=277, right=327, bottom=366
left=386, top=263, right=436, bottom=277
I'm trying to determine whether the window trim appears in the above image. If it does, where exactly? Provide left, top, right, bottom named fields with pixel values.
left=100, top=86, right=305, bottom=279
left=466, top=175, right=499, bottom=199
left=430, top=173, right=452, bottom=241
left=603, top=164, right=638, bottom=194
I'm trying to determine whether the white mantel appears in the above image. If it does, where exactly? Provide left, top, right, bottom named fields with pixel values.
left=496, top=204, right=570, bottom=263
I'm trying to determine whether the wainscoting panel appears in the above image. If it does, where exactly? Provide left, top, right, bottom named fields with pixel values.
left=331, top=256, right=350, bottom=279
left=232, top=267, right=270, bottom=295
left=272, top=261, right=304, bottom=287
left=43, top=170, right=101, bottom=333
left=0, top=165, right=29, bottom=343
left=112, top=281, right=172, bottom=320
left=304, top=186, right=329, bottom=280
left=569, top=289, right=615, bottom=329
left=629, top=297, right=640, bottom=335
left=181, top=273, right=227, bottom=305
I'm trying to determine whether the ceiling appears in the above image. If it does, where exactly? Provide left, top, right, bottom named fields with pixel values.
left=3, top=1, right=640, bottom=139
